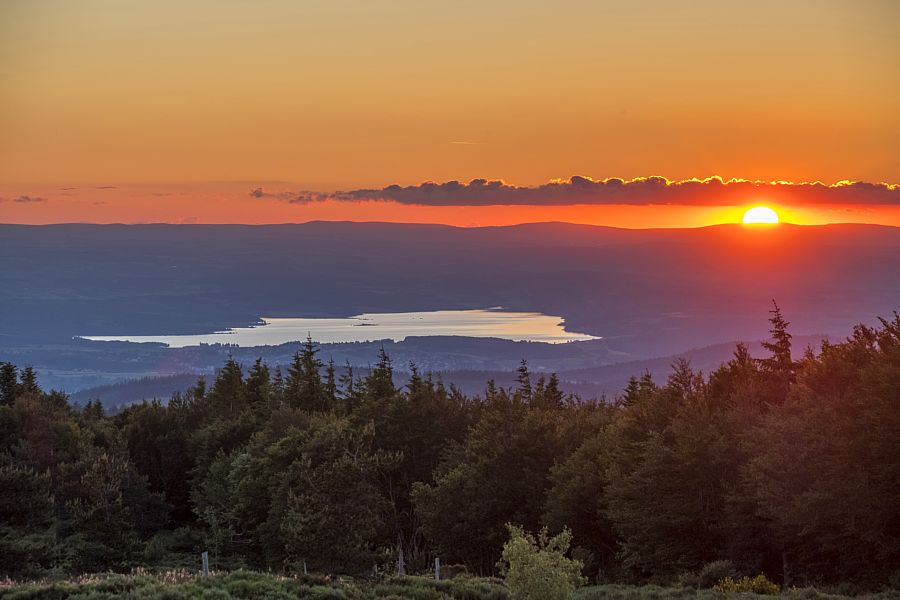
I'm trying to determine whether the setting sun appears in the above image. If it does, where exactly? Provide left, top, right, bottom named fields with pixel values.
left=742, top=206, right=780, bottom=224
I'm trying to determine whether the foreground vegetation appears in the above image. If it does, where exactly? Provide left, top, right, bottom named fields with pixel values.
left=1, top=304, right=898, bottom=592
left=2, top=571, right=899, bottom=600
left=0, top=571, right=508, bottom=600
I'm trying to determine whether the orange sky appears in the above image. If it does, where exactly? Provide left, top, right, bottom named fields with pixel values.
left=1, top=1, right=898, bottom=227
left=3, top=181, right=900, bottom=227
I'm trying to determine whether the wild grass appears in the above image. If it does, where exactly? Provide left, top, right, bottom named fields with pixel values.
left=3, top=572, right=899, bottom=600
left=572, top=584, right=900, bottom=600
left=0, top=571, right=509, bottom=600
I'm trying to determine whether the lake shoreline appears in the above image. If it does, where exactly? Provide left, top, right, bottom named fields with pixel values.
left=79, top=308, right=600, bottom=348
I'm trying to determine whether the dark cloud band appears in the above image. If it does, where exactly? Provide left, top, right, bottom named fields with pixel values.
left=252, top=176, right=900, bottom=207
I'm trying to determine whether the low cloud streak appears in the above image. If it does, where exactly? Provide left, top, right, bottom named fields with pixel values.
left=253, top=177, right=900, bottom=207
left=0, top=195, right=48, bottom=204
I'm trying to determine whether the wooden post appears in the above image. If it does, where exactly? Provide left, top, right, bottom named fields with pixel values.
left=303, top=559, right=308, bottom=575
left=201, top=551, right=209, bottom=577
left=782, top=551, right=792, bottom=588
left=434, top=557, right=441, bottom=581
left=397, top=545, right=406, bottom=576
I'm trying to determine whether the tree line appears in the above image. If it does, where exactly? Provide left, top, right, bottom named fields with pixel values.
left=1, top=306, right=898, bottom=587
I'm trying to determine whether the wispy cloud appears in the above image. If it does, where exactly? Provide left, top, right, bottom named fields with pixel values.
left=249, top=187, right=329, bottom=204
left=0, top=195, right=48, bottom=203
left=251, top=176, right=900, bottom=207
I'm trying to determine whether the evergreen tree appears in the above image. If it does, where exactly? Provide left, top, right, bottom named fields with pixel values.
left=363, top=347, right=395, bottom=399
left=272, top=366, right=285, bottom=406
left=19, top=366, right=40, bottom=397
left=620, top=372, right=656, bottom=408
left=0, top=362, right=17, bottom=406
left=244, top=358, right=272, bottom=415
left=515, top=359, right=532, bottom=403
left=337, top=360, right=358, bottom=415
left=761, top=301, right=794, bottom=375
left=534, top=372, right=565, bottom=409
left=209, top=359, right=244, bottom=417
left=485, top=379, right=499, bottom=403
left=286, top=337, right=328, bottom=411
left=324, top=359, right=337, bottom=406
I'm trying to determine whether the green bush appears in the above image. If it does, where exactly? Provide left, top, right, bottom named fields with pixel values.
left=498, top=525, right=585, bottom=600
left=698, top=562, right=739, bottom=589
left=712, top=575, right=780, bottom=595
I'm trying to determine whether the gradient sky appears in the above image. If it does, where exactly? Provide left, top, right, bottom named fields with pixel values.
left=1, top=1, right=899, bottom=226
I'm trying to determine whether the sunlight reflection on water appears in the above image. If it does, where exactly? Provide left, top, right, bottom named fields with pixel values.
left=80, top=309, right=600, bottom=347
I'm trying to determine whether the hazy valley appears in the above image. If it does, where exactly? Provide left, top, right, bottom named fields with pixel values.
left=2, top=221, right=898, bottom=404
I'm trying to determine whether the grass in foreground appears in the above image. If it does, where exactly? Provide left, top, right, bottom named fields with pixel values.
left=2, top=572, right=899, bottom=600
left=573, top=584, right=900, bottom=600
left=0, top=570, right=508, bottom=600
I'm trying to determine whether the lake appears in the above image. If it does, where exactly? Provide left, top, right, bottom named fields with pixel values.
left=80, top=309, right=599, bottom=348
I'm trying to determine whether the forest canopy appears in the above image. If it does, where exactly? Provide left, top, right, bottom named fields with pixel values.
left=1, top=307, right=898, bottom=588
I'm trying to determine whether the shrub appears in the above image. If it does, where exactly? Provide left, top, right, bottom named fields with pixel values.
left=698, top=562, right=739, bottom=589
left=675, top=572, right=701, bottom=589
left=713, top=575, right=780, bottom=595
left=498, top=525, right=585, bottom=600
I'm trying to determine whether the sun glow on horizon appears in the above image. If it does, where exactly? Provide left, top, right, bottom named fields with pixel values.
left=742, top=206, right=780, bottom=225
